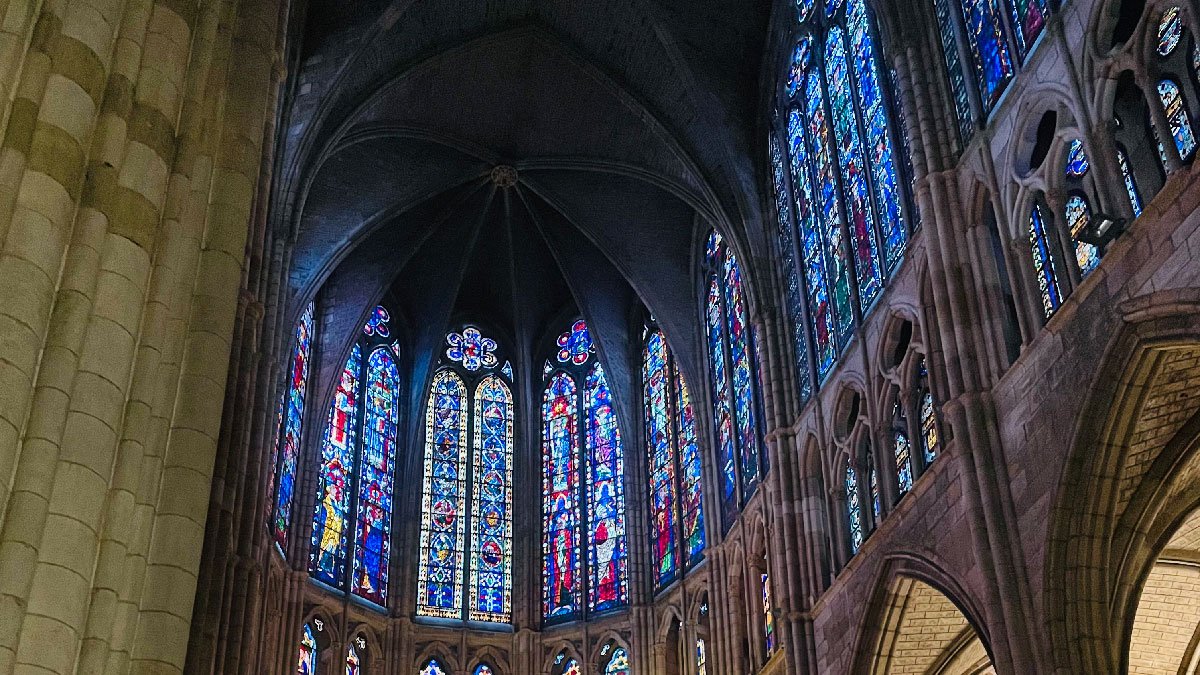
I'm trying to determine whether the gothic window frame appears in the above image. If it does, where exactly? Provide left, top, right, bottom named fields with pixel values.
left=702, top=231, right=769, bottom=533
left=415, top=324, right=515, bottom=626
left=643, top=326, right=707, bottom=592
left=541, top=319, right=629, bottom=626
left=1150, top=4, right=1200, bottom=171
left=770, top=0, right=919, bottom=401
left=272, top=301, right=315, bottom=553
left=307, top=305, right=402, bottom=608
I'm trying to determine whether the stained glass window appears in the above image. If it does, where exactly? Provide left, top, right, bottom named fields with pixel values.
left=770, top=133, right=813, bottom=400
left=869, top=454, right=881, bottom=521
left=788, top=35, right=813, bottom=98
left=1028, top=203, right=1063, bottom=317
left=363, top=305, right=389, bottom=336
left=1159, top=6, right=1183, bottom=56
left=697, top=638, right=708, bottom=675
left=469, top=376, right=513, bottom=622
left=1157, top=79, right=1197, bottom=160
left=1065, top=139, right=1089, bottom=176
left=893, top=401, right=913, bottom=495
left=605, top=648, right=631, bottom=674
left=501, top=360, right=513, bottom=380
left=797, top=0, right=815, bottom=21
left=446, top=327, right=498, bottom=371
left=1116, top=147, right=1143, bottom=217
left=826, top=26, right=884, bottom=305
left=762, top=573, right=776, bottom=654
left=474, top=667, right=494, bottom=675
left=846, top=460, right=863, bottom=553
left=345, top=645, right=360, bottom=675
left=297, top=624, right=317, bottom=675
left=723, top=254, right=761, bottom=494
left=1009, top=0, right=1047, bottom=57
left=417, top=370, right=468, bottom=618
left=934, top=0, right=975, bottom=142
left=918, top=359, right=939, bottom=464
left=1065, top=196, right=1100, bottom=277
left=420, top=661, right=447, bottom=675
left=558, top=659, right=581, bottom=675
left=959, top=0, right=1015, bottom=113
left=274, top=302, right=314, bottom=550
left=558, top=320, right=595, bottom=364
left=644, top=331, right=707, bottom=590
left=586, top=364, right=628, bottom=612
left=543, top=372, right=581, bottom=620
left=310, top=345, right=362, bottom=587
left=351, top=347, right=400, bottom=604
left=848, top=0, right=907, bottom=270
left=707, top=279, right=738, bottom=527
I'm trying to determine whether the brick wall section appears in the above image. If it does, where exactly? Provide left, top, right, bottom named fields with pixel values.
left=887, top=580, right=973, bottom=674
left=1128, top=563, right=1200, bottom=674
left=1118, top=347, right=1200, bottom=508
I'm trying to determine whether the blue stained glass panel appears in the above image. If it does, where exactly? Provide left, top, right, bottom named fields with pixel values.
left=298, top=624, right=316, bottom=675
left=363, top=305, right=389, bottom=336
left=644, top=332, right=677, bottom=586
left=585, top=364, right=628, bottom=612
left=417, top=370, right=468, bottom=617
left=788, top=108, right=839, bottom=377
left=771, top=134, right=812, bottom=400
left=543, top=373, right=580, bottom=619
left=470, top=376, right=513, bottom=622
left=1065, top=195, right=1100, bottom=278
left=960, top=0, right=1015, bottom=113
left=848, top=0, right=907, bottom=270
left=274, top=302, right=313, bottom=551
left=1065, top=139, right=1089, bottom=176
left=557, top=320, right=595, bottom=365
left=826, top=0, right=844, bottom=18
left=933, top=0, right=975, bottom=142
left=1009, top=0, right=1047, bottom=57
left=919, top=361, right=939, bottom=464
left=706, top=279, right=739, bottom=527
left=846, top=461, right=863, bottom=553
left=788, top=35, right=814, bottom=99
left=1159, top=7, right=1183, bottom=56
left=351, top=347, right=399, bottom=604
left=1158, top=80, right=1197, bottom=160
left=806, top=71, right=855, bottom=347
left=310, top=345, right=362, bottom=587
left=420, top=661, right=447, bottom=675
left=1116, top=147, right=1143, bottom=217
left=724, top=253, right=762, bottom=495
left=446, top=327, right=498, bottom=371
left=1028, top=203, right=1063, bottom=317
left=606, top=648, right=631, bottom=674
left=675, top=366, right=706, bottom=565
left=894, top=401, right=913, bottom=495
left=825, top=27, right=884, bottom=306
left=797, top=0, right=815, bottom=21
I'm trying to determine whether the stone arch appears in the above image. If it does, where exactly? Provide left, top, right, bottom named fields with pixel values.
left=1124, top=506, right=1200, bottom=673
left=590, top=632, right=632, bottom=672
left=1048, top=289, right=1200, bottom=673
left=543, top=643, right=584, bottom=675
left=414, top=643, right=459, bottom=675
left=345, top=624, right=383, bottom=675
left=466, top=646, right=510, bottom=675
left=852, top=555, right=996, bottom=675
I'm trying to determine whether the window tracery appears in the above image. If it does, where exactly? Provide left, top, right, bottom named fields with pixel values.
left=273, top=301, right=314, bottom=551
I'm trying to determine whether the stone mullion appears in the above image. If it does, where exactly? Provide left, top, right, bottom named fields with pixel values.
left=1141, top=69, right=1186, bottom=173
left=128, top=0, right=284, bottom=671
left=708, top=549, right=733, bottom=675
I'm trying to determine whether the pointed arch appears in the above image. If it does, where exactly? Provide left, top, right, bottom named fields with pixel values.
left=543, top=372, right=581, bottom=620
left=469, top=375, right=514, bottom=622
left=310, top=344, right=363, bottom=587
left=417, top=369, right=469, bottom=618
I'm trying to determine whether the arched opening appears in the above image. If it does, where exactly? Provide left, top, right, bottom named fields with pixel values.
left=1127, top=507, right=1200, bottom=674
left=868, top=576, right=995, bottom=674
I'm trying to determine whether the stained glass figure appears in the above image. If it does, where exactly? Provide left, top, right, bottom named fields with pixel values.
left=826, top=27, right=883, bottom=306
left=560, top=660, right=582, bottom=675
left=310, top=345, right=362, bottom=587
left=351, top=347, right=399, bottom=604
left=644, top=332, right=678, bottom=586
left=1009, top=0, right=1047, bottom=56
left=771, top=133, right=813, bottom=399
left=934, top=0, right=975, bottom=142
left=797, top=0, right=815, bottom=21
left=723, top=253, right=762, bottom=494
left=806, top=70, right=855, bottom=347
left=469, top=376, right=513, bottom=622
left=826, top=0, right=844, bottom=18
left=586, top=364, right=628, bottom=612
left=1159, top=6, right=1183, bottom=56
left=297, top=624, right=317, bottom=675
left=474, top=667, right=494, bottom=675
left=918, top=360, right=939, bottom=464
left=363, top=305, right=389, bottom=337
left=869, top=455, right=881, bottom=521
left=846, top=460, right=863, bottom=553
left=543, top=373, right=581, bottom=620
left=501, top=360, right=513, bottom=380
left=1157, top=79, right=1197, bottom=159
left=1116, top=147, right=1143, bottom=217
left=1065, top=139, right=1089, bottom=176
left=676, top=365, right=707, bottom=565
left=446, top=327, right=498, bottom=371
left=788, top=35, right=814, bottom=98
left=706, top=230, right=723, bottom=263
left=848, top=0, right=907, bottom=270
left=763, top=573, right=776, bottom=653
left=786, top=108, right=838, bottom=378
left=1065, top=195, right=1100, bottom=277
left=707, top=279, right=739, bottom=526
left=417, top=370, right=469, bottom=618
left=420, top=661, right=447, bottom=675
left=345, top=645, right=359, bottom=675
left=274, top=302, right=313, bottom=550
left=557, top=320, right=595, bottom=365
left=959, top=0, right=1015, bottom=113
left=606, top=648, right=631, bottom=674
left=893, top=401, right=913, bottom=495
left=697, top=638, right=708, bottom=675
left=1028, top=203, right=1063, bottom=317
left=544, top=360, right=553, bottom=380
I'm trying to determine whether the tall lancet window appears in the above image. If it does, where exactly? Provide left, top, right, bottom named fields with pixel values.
left=703, top=231, right=767, bottom=530
left=773, top=0, right=918, bottom=396
left=309, top=306, right=400, bottom=605
left=643, top=328, right=706, bottom=590
left=272, top=301, right=314, bottom=551
left=543, top=320, right=628, bottom=624
left=416, top=325, right=514, bottom=623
